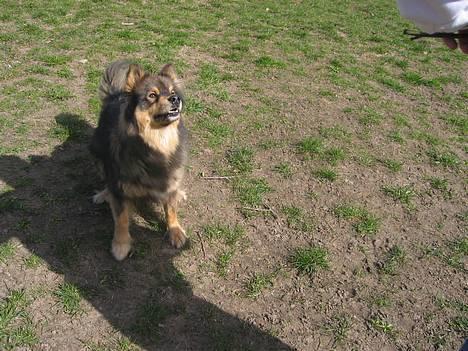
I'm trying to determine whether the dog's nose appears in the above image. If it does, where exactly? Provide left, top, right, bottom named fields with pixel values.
left=169, top=95, right=180, bottom=106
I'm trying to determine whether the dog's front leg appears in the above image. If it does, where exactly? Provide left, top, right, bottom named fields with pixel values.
left=109, top=195, right=132, bottom=261
left=163, top=192, right=187, bottom=249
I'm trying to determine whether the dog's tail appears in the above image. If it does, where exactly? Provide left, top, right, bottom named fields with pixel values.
left=98, top=60, right=132, bottom=101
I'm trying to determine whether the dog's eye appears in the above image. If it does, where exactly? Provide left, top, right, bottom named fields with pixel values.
left=148, top=92, right=158, bottom=99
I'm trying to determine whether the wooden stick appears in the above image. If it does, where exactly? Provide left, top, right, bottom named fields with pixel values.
left=195, top=231, right=207, bottom=259
left=237, top=206, right=278, bottom=219
left=201, top=175, right=235, bottom=180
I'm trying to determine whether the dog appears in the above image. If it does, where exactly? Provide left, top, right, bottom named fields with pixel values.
left=90, top=60, right=188, bottom=261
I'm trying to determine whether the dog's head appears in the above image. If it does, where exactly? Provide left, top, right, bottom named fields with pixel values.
left=125, top=64, right=183, bottom=129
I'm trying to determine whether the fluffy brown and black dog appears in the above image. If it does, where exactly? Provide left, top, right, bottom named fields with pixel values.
left=90, top=61, right=188, bottom=261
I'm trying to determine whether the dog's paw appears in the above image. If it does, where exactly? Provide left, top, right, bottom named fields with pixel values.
left=93, top=189, right=109, bottom=204
left=168, top=226, right=187, bottom=249
left=111, top=240, right=132, bottom=261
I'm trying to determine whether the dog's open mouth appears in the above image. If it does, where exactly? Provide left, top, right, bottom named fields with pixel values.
left=155, top=109, right=180, bottom=123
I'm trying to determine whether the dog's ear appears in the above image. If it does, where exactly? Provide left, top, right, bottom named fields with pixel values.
left=159, top=64, right=178, bottom=81
left=125, top=64, right=145, bottom=92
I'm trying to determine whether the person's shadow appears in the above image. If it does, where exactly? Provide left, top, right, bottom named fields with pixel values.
left=0, top=113, right=293, bottom=350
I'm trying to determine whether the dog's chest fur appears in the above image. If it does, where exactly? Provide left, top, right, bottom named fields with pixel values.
left=119, top=122, right=187, bottom=198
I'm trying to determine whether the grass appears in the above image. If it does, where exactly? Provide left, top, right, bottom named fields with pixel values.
left=0, top=0, right=467, bottom=348
left=369, top=316, right=395, bottom=336
left=379, top=245, right=406, bottom=275
left=380, top=159, right=402, bottom=172
left=203, top=223, right=245, bottom=277
left=291, top=246, right=329, bottom=275
left=273, top=162, right=292, bottom=178
left=424, top=238, right=468, bottom=270
left=325, top=315, right=351, bottom=344
left=321, top=147, right=346, bottom=165
left=282, top=206, right=314, bottom=232
left=0, top=289, right=38, bottom=350
left=428, top=177, right=452, bottom=199
left=0, top=242, right=16, bottom=263
left=232, top=177, right=271, bottom=207
left=54, top=283, right=83, bottom=316
left=427, top=149, right=460, bottom=168
left=296, top=137, right=324, bottom=156
left=382, top=185, right=416, bottom=206
left=387, top=130, right=405, bottom=144
left=254, top=56, right=286, bottom=68
left=216, top=250, right=234, bottom=277
left=203, top=223, right=245, bottom=247
left=131, top=301, right=168, bottom=341
left=450, top=315, right=468, bottom=334
left=244, top=272, right=275, bottom=298
left=23, top=254, right=43, bottom=269
left=334, top=205, right=380, bottom=236
left=227, top=147, right=254, bottom=173
left=314, top=168, right=337, bottom=181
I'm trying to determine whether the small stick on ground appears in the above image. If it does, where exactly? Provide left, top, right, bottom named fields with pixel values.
left=195, top=231, right=207, bottom=259
left=237, top=206, right=278, bottom=219
left=201, top=175, right=235, bottom=180
left=264, top=203, right=279, bottom=219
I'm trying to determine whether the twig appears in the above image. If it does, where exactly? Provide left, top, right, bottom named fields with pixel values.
left=264, top=203, right=279, bottom=219
left=195, top=231, right=207, bottom=259
left=201, top=175, right=235, bottom=180
left=237, top=206, right=278, bottom=219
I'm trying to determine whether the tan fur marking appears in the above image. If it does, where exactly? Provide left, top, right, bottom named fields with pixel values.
left=134, top=107, right=180, bottom=157
left=125, top=64, right=145, bottom=92
left=108, top=196, right=132, bottom=260
left=164, top=203, right=180, bottom=229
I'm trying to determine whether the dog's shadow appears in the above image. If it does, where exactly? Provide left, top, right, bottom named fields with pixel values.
left=0, top=113, right=292, bottom=350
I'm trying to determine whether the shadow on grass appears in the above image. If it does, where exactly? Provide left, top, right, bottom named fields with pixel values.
left=0, top=113, right=293, bottom=350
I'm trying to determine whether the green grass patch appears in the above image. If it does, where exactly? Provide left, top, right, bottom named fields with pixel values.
left=282, top=206, right=314, bottom=232
left=23, top=254, right=43, bottom=269
left=291, top=246, right=329, bottom=275
left=334, top=205, right=380, bottom=236
left=379, top=245, right=406, bottom=275
left=232, top=177, right=271, bottom=207
left=387, top=130, right=405, bottom=144
left=131, top=301, right=168, bottom=341
left=369, top=316, right=395, bottom=336
left=227, top=147, right=254, bottom=173
left=254, top=56, right=286, bottom=69
left=45, top=85, right=73, bottom=101
left=0, top=195, right=24, bottom=213
left=428, top=177, right=452, bottom=199
left=321, top=147, right=346, bottom=165
left=424, top=238, right=467, bottom=270
left=319, top=125, right=351, bottom=140
left=203, top=223, right=245, bottom=247
left=450, top=315, right=468, bottom=334
left=216, top=250, right=234, bottom=277
left=325, top=315, right=351, bottom=344
left=314, top=168, right=337, bottom=181
left=49, top=114, right=87, bottom=141
left=38, top=54, right=71, bottom=66
left=296, top=137, right=324, bottom=155
left=382, top=185, right=416, bottom=206
left=273, top=162, right=292, bottom=178
left=443, top=114, right=468, bottom=135
left=54, top=283, right=83, bottom=316
left=427, top=149, right=460, bottom=168
left=0, top=242, right=15, bottom=263
left=379, top=159, right=402, bottom=172
left=359, top=108, right=382, bottom=126
left=244, top=272, right=275, bottom=299
left=0, top=289, right=37, bottom=350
